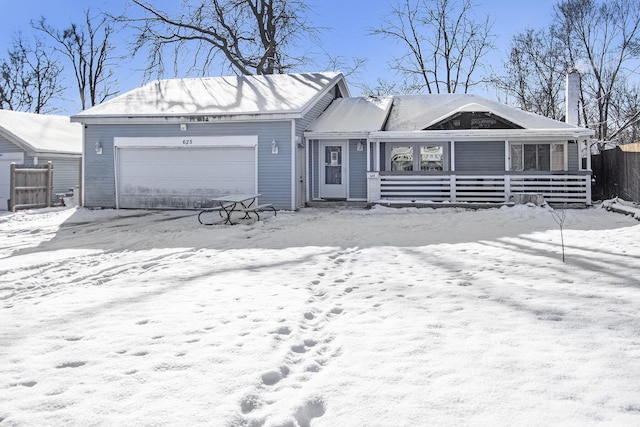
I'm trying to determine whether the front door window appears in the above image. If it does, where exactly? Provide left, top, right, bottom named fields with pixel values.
left=325, top=146, right=342, bottom=184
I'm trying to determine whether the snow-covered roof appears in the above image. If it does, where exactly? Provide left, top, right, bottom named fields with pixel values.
left=384, top=94, right=582, bottom=131
left=72, top=72, right=348, bottom=122
left=0, top=110, right=82, bottom=155
left=305, top=96, right=393, bottom=137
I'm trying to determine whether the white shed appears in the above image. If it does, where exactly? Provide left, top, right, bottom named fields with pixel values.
left=0, top=110, right=82, bottom=210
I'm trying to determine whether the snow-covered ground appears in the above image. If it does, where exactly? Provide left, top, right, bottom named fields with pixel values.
left=1, top=204, right=639, bottom=426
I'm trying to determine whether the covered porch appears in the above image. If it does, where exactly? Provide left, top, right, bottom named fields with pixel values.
left=366, top=171, right=592, bottom=205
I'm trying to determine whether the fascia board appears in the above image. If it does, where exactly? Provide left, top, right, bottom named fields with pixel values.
left=70, top=112, right=301, bottom=125
left=298, top=73, right=349, bottom=118
left=369, top=129, right=594, bottom=141
left=304, top=131, right=370, bottom=139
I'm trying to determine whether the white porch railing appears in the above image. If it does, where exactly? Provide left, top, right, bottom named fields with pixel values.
left=367, top=173, right=591, bottom=204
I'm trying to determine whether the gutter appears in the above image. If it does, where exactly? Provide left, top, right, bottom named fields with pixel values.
left=369, top=128, right=595, bottom=141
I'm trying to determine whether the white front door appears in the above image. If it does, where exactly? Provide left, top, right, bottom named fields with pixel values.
left=319, top=141, right=347, bottom=199
left=0, top=153, right=25, bottom=211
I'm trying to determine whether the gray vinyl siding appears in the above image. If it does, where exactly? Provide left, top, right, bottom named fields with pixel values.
left=568, top=141, right=579, bottom=171
left=349, top=139, right=367, bottom=199
left=0, top=138, right=34, bottom=163
left=455, top=141, right=505, bottom=172
left=0, top=138, right=22, bottom=153
left=84, top=121, right=293, bottom=210
left=38, top=156, right=81, bottom=197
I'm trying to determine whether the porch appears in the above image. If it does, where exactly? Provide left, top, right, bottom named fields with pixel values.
left=366, top=172, right=592, bottom=205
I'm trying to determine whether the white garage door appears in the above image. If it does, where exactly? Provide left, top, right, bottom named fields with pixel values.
left=117, top=146, right=256, bottom=209
left=0, top=153, right=25, bottom=211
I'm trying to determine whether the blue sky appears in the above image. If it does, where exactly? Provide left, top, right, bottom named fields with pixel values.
left=0, top=0, right=560, bottom=114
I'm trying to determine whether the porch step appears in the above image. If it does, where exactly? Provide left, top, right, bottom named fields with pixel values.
left=306, top=201, right=369, bottom=209
left=374, top=200, right=513, bottom=209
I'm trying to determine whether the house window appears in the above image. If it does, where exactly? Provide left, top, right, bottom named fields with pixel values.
left=390, top=146, right=413, bottom=171
left=420, top=146, right=444, bottom=171
left=510, top=143, right=565, bottom=171
left=388, top=144, right=445, bottom=172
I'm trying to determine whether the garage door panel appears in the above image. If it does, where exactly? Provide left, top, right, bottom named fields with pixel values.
left=118, top=147, right=256, bottom=209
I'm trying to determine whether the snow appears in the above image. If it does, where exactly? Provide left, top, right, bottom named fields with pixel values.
left=603, top=198, right=640, bottom=220
left=0, top=110, right=81, bottom=155
left=305, top=97, right=393, bottom=136
left=72, top=73, right=343, bottom=118
left=1, top=204, right=640, bottom=426
left=383, top=94, right=587, bottom=132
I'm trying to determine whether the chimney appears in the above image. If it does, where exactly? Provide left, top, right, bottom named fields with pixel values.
left=565, top=69, right=580, bottom=126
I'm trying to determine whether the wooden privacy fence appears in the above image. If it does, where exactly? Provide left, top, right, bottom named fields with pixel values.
left=9, top=162, right=54, bottom=212
left=592, top=147, right=640, bottom=203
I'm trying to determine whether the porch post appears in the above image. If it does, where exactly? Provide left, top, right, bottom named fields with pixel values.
left=504, top=175, right=511, bottom=202
left=586, top=138, right=592, bottom=171
left=504, top=140, right=510, bottom=171
left=450, top=140, right=455, bottom=171
left=450, top=174, right=456, bottom=202
left=305, top=139, right=311, bottom=203
left=366, top=139, right=371, bottom=172
left=367, top=172, right=381, bottom=203
left=375, top=141, right=381, bottom=172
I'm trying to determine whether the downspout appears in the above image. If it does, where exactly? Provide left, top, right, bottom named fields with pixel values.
left=81, top=126, right=86, bottom=207
left=291, top=119, right=296, bottom=211
left=305, top=138, right=310, bottom=204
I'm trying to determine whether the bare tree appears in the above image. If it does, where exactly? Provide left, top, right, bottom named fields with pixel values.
left=360, top=78, right=401, bottom=96
left=370, top=0, right=494, bottom=94
left=608, top=83, right=640, bottom=144
left=493, top=27, right=569, bottom=120
left=124, top=0, right=318, bottom=78
left=554, top=0, right=640, bottom=149
left=0, top=33, right=64, bottom=113
left=34, top=9, right=119, bottom=110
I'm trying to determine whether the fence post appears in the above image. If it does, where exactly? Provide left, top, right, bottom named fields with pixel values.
left=10, top=162, right=16, bottom=212
left=46, top=161, right=54, bottom=207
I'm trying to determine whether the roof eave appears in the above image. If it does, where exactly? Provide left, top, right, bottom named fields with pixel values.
left=298, top=73, right=349, bottom=118
left=369, top=128, right=595, bottom=141
left=304, top=131, right=371, bottom=139
left=71, top=111, right=303, bottom=125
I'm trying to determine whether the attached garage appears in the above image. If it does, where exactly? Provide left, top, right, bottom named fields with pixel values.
left=114, top=136, right=257, bottom=209
left=71, top=73, right=350, bottom=210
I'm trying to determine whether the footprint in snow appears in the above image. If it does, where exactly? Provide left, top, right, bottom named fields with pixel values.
left=55, top=361, right=86, bottom=369
left=273, top=326, right=291, bottom=335
left=261, top=365, right=289, bottom=386
left=294, top=397, right=326, bottom=427
left=240, top=393, right=262, bottom=414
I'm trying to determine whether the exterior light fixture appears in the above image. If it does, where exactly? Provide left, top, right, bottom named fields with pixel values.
left=95, top=141, right=103, bottom=155
left=271, top=139, right=279, bottom=154
left=180, top=123, right=187, bottom=131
